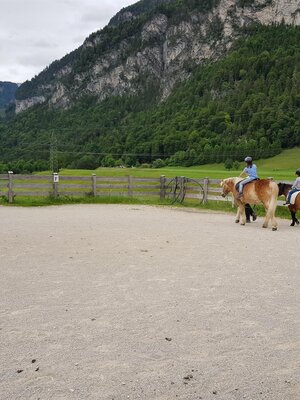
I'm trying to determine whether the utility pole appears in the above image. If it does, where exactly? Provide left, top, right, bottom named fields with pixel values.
left=50, top=131, right=58, bottom=173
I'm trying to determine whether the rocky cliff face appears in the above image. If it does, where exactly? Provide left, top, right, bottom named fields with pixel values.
left=15, top=0, right=300, bottom=113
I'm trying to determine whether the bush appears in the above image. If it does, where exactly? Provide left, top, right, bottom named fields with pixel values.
left=232, top=161, right=240, bottom=170
left=140, top=163, right=152, bottom=168
left=76, top=155, right=99, bottom=169
left=152, top=158, right=166, bottom=168
left=101, top=155, right=116, bottom=167
left=224, top=158, right=233, bottom=170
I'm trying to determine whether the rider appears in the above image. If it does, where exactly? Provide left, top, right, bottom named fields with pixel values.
left=285, top=168, right=300, bottom=205
left=237, top=156, right=259, bottom=199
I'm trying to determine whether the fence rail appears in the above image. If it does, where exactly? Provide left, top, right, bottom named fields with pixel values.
left=0, top=172, right=291, bottom=205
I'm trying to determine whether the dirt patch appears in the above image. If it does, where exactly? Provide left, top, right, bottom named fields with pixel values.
left=0, top=205, right=299, bottom=399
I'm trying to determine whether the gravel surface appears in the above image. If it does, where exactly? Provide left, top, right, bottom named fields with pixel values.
left=0, top=205, right=299, bottom=400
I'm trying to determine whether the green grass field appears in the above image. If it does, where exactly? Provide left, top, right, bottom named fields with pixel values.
left=38, top=148, right=299, bottom=181
left=2, top=148, right=297, bottom=216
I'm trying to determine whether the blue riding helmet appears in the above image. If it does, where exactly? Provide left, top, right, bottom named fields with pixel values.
left=296, top=168, right=300, bottom=175
left=244, top=156, right=252, bottom=163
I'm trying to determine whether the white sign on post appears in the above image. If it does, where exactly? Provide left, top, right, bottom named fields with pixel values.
left=53, top=174, right=59, bottom=183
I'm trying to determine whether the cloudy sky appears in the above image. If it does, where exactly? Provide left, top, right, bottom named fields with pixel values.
left=0, top=0, right=137, bottom=83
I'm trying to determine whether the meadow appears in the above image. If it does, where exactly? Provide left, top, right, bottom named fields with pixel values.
left=39, top=148, right=299, bottom=181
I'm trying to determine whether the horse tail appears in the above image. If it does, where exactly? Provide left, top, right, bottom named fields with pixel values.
left=268, top=181, right=279, bottom=211
left=264, top=181, right=279, bottom=230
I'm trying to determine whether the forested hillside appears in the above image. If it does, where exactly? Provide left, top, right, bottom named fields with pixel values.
left=0, top=25, right=299, bottom=173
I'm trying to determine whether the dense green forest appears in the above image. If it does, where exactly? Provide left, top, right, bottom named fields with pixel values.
left=0, top=25, right=299, bottom=173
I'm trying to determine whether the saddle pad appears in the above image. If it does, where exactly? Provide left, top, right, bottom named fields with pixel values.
left=290, top=191, right=300, bottom=205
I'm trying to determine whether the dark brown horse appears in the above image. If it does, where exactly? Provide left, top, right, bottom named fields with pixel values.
left=278, top=183, right=300, bottom=226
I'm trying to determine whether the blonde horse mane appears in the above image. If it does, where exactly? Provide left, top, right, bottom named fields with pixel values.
left=221, top=177, right=244, bottom=186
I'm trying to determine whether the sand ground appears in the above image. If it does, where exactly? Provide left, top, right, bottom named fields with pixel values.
left=0, top=204, right=299, bottom=400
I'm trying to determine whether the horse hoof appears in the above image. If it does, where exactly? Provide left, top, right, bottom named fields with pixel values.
left=241, top=223, right=245, bottom=226
left=272, top=227, right=278, bottom=231
left=235, top=219, right=239, bottom=224
left=262, top=225, right=267, bottom=229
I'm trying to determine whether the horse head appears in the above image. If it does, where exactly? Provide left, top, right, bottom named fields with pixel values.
left=220, top=178, right=233, bottom=197
left=277, top=183, right=285, bottom=196
left=278, top=182, right=291, bottom=197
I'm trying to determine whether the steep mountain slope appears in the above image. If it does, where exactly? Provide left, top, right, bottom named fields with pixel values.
left=15, top=0, right=300, bottom=113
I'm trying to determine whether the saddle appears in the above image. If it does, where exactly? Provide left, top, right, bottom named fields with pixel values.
left=235, top=178, right=259, bottom=192
left=290, top=190, right=300, bottom=205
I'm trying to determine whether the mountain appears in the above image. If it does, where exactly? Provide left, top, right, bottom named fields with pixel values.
left=0, top=0, right=299, bottom=173
left=109, top=0, right=172, bottom=26
left=15, top=0, right=300, bottom=113
left=0, top=82, right=18, bottom=110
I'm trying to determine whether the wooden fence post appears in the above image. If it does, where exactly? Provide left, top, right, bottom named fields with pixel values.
left=8, top=171, right=14, bottom=203
left=160, top=175, right=166, bottom=200
left=53, top=173, right=59, bottom=198
left=128, top=175, right=133, bottom=197
left=203, top=177, right=209, bottom=204
left=92, top=174, right=97, bottom=197
left=180, top=176, right=185, bottom=199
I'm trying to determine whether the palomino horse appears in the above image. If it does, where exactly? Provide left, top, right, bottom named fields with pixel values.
left=278, top=183, right=300, bottom=226
left=220, top=177, right=279, bottom=230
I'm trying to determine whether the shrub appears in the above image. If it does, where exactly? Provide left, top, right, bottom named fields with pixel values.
left=232, top=161, right=240, bottom=170
left=152, top=158, right=166, bottom=168
left=224, top=158, right=233, bottom=170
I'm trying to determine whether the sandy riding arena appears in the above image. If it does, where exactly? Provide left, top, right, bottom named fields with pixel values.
left=0, top=205, right=299, bottom=400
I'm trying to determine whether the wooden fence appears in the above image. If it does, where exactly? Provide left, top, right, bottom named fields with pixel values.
left=0, top=172, right=288, bottom=205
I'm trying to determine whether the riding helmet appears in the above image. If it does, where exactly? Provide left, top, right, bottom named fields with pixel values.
left=244, top=156, right=252, bottom=163
left=296, top=168, right=300, bottom=175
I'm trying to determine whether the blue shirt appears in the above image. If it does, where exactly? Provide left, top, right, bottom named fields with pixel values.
left=244, top=164, right=258, bottom=179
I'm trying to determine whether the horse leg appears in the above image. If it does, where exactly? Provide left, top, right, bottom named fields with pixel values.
left=290, top=210, right=296, bottom=226
left=262, top=207, right=269, bottom=229
left=271, top=213, right=278, bottom=231
left=245, top=204, right=251, bottom=223
left=263, top=198, right=278, bottom=230
left=270, top=199, right=278, bottom=231
left=239, top=204, right=246, bottom=225
left=290, top=208, right=299, bottom=226
left=235, top=208, right=240, bottom=223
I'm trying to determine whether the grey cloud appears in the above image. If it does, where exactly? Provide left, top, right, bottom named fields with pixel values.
left=18, top=52, right=58, bottom=68
left=0, top=0, right=136, bottom=82
left=33, top=40, right=58, bottom=49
